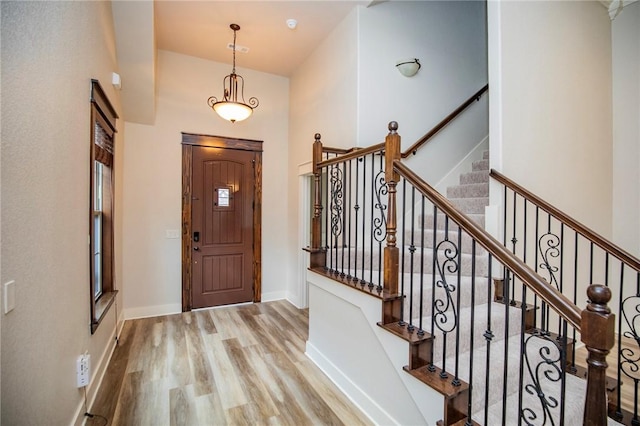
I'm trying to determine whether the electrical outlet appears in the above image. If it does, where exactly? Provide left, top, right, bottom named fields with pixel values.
left=76, top=353, right=91, bottom=388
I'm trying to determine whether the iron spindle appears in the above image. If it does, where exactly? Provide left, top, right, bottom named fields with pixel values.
left=353, top=158, right=359, bottom=282
left=589, top=241, right=594, bottom=284
left=502, top=268, right=511, bottom=423
left=344, top=160, right=351, bottom=278
left=453, top=226, right=462, bottom=386
left=376, top=153, right=384, bottom=289
left=467, top=240, right=477, bottom=425
left=360, top=154, right=367, bottom=284
left=408, top=187, right=416, bottom=332
left=429, top=204, right=438, bottom=373
left=518, top=284, right=527, bottom=426
left=484, top=254, right=494, bottom=426
left=418, top=195, right=425, bottom=335
left=369, top=154, right=375, bottom=286
left=399, top=179, right=407, bottom=324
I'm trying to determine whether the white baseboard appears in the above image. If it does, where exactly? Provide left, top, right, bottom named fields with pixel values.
left=124, top=303, right=181, bottom=320
left=305, top=341, right=396, bottom=426
left=261, top=291, right=287, bottom=303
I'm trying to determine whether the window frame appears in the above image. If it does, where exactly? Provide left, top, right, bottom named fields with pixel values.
left=89, top=80, right=118, bottom=334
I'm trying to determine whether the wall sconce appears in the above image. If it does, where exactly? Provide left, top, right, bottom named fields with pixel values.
left=396, top=58, right=421, bottom=77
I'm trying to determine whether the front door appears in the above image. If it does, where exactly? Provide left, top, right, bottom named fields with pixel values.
left=191, top=146, right=255, bottom=308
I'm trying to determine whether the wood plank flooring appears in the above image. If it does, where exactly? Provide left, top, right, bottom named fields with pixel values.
left=87, top=301, right=372, bottom=426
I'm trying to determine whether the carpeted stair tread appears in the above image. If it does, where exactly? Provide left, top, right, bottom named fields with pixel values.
left=447, top=182, right=489, bottom=199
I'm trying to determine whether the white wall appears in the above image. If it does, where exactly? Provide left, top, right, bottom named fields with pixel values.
left=122, top=50, right=290, bottom=318
left=1, top=2, right=123, bottom=423
left=358, top=0, right=488, bottom=176
left=307, top=272, right=443, bottom=425
left=612, top=1, right=640, bottom=256
left=288, top=2, right=488, bottom=307
left=490, top=1, right=613, bottom=238
left=288, top=9, right=359, bottom=307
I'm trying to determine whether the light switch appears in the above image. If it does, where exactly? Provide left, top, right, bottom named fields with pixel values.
left=4, top=280, right=15, bottom=314
left=165, top=229, right=180, bottom=239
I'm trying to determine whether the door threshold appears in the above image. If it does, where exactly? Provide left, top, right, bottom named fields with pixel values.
left=192, top=301, right=254, bottom=312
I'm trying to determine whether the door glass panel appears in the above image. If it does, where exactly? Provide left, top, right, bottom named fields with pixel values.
left=218, top=188, right=230, bottom=207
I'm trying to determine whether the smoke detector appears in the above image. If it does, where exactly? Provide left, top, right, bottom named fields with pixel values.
left=286, top=19, right=297, bottom=30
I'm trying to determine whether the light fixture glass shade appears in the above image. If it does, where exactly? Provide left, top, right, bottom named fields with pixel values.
left=212, top=101, right=253, bottom=123
left=396, top=58, right=421, bottom=77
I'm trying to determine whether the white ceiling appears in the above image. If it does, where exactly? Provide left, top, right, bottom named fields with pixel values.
left=155, top=1, right=371, bottom=77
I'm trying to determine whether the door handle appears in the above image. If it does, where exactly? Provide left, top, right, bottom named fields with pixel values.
left=193, top=246, right=200, bottom=251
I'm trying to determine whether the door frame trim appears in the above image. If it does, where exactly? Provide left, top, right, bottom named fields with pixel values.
left=181, top=132, right=263, bottom=311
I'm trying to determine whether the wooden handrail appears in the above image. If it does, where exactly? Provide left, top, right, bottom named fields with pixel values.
left=401, top=84, right=489, bottom=158
left=317, top=142, right=385, bottom=168
left=394, top=160, right=582, bottom=330
left=491, top=169, right=640, bottom=273
left=322, top=146, right=362, bottom=155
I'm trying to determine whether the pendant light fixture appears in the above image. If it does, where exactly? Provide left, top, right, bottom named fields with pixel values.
left=207, top=24, right=259, bottom=123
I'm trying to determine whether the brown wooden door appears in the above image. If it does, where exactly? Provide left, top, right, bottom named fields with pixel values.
left=191, top=146, right=255, bottom=308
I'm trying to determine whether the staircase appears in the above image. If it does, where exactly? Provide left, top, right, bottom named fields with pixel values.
left=382, top=151, right=596, bottom=425
left=307, top=91, right=619, bottom=424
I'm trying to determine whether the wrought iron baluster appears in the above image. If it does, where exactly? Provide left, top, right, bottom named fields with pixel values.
left=558, top=223, right=565, bottom=341
left=343, top=160, right=350, bottom=278
left=429, top=205, right=438, bottom=372
left=353, top=158, right=360, bottom=283
left=361, top=155, right=367, bottom=285
left=374, top=153, right=386, bottom=289
left=484, top=254, right=494, bottom=426
left=466, top=240, right=477, bottom=425
left=589, top=241, right=594, bottom=284
left=620, top=271, right=640, bottom=424
left=330, top=164, right=343, bottom=276
left=519, top=284, right=528, bottom=426
left=400, top=179, right=407, bottom=325
left=453, top=226, right=462, bottom=386
left=418, top=195, right=425, bottom=336
left=615, top=262, right=625, bottom=420
left=520, top=329, right=565, bottom=426
left=369, top=153, right=375, bottom=286
left=433, top=214, right=460, bottom=381
left=408, top=187, right=416, bottom=333
left=502, top=269, right=511, bottom=423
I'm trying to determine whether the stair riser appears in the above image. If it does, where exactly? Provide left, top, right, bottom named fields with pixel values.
left=403, top=277, right=491, bottom=319
left=472, top=159, right=489, bottom=172
left=449, top=197, right=489, bottom=215
left=446, top=183, right=489, bottom=199
left=402, top=229, right=488, bottom=255
left=459, top=170, right=489, bottom=185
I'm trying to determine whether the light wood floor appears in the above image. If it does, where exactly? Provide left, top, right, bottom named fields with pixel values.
left=87, top=300, right=372, bottom=426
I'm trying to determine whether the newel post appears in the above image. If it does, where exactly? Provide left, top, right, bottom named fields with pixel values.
left=384, top=122, right=401, bottom=295
left=581, top=284, right=615, bottom=425
left=309, top=133, right=326, bottom=269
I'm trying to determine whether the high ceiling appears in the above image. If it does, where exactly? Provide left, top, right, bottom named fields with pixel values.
left=154, top=1, right=371, bottom=77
